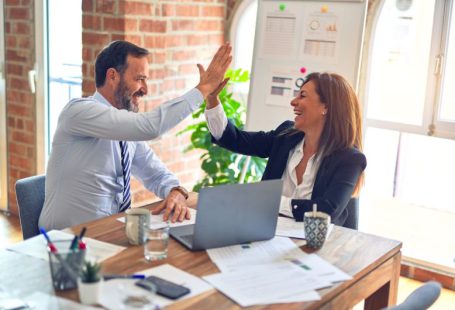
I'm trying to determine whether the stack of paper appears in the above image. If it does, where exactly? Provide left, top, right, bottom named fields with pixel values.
left=205, top=236, right=351, bottom=306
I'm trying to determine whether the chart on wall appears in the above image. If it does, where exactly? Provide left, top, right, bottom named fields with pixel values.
left=246, top=0, right=367, bottom=131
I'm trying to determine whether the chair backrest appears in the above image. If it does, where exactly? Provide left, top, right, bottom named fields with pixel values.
left=15, top=175, right=46, bottom=240
left=385, top=281, right=442, bottom=310
left=343, top=198, right=359, bottom=230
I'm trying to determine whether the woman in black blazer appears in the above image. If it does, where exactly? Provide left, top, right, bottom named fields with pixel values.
left=205, top=72, right=366, bottom=227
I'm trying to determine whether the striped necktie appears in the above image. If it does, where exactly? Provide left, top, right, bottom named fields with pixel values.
left=119, top=141, right=131, bottom=212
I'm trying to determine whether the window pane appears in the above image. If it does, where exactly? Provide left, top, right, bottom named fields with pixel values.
left=48, top=0, right=82, bottom=153
left=232, top=0, right=258, bottom=96
left=366, top=0, right=435, bottom=125
left=439, top=3, right=455, bottom=121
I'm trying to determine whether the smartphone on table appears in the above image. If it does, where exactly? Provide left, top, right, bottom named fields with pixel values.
left=135, top=275, right=191, bottom=300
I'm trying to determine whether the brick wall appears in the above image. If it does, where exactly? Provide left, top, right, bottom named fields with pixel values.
left=5, top=0, right=36, bottom=215
left=81, top=0, right=226, bottom=205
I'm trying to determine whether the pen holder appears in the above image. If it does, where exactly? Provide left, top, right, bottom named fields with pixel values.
left=47, top=240, right=86, bottom=290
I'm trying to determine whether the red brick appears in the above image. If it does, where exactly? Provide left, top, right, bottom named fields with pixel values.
left=10, top=155, right=34, bottom=171
left=22, top=0, right=32, bottom=6
left=83, top=15, right=102, bottom=30
left=8, top=103, right=32, bottom=118
left=103, top=17, right=125, bottom=32
left=162, top=4, right=175, bottom=16
left=119, top=1, right=153, bottom=15
left=123, top=34, right=142, bottom=46
left=139, top=20, right=166, bottom=33
left=11, top=22, right=31, bottom=35
left=18, top=37, right=31, bottom=49
left=6, top=35, right=16, bottom=47
left=7, top=63, right=22, bottom=75
left=171, top=20, right=195, bottom=32
left=201, top=6, right=225, bottom=17
left=188, top=34, right=208, bottom=46
left=176, top=5, right=199, bottom=17
left=179, top=63, right=196, bottom=74
left=144, top=36, right=165, bottom=49
left=11, top=131, right=34, bottom=145
left=8, top=7, right=30, bottom=20
left=16, top=119, right=24, bottom=129
left=9, top=77, right=29, bottom=90
left=165, top=35, right=186, bottom=47
left=195, top=20, right=222, bottom=31
left=5, top=0, right=20, bottom=5
left=25, top=120, right=34, bottom=132
left=209, top=34, right=224, bottom=44
left=82, top=32, right=110, bottom=46
left=96, top=0, right=116, bottom=14
left=151, top=51, right=166, bottom=64
left=8, top=117, right=15, bottom=127
left=9, top=143, right=27, bottom=155
left=82, top=0, right=94, bottom=13
left=172, top=50, right=196, bottom=61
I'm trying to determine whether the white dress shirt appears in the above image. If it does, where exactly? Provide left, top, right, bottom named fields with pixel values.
left=205, top=104, right=319, bottom=217
left=39, top=89, right=203, bottom=230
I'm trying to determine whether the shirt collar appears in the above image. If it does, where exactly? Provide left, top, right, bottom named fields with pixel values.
left=93, top=91, right=113, bottom=107
left=295, top=137, right=305, bottom=153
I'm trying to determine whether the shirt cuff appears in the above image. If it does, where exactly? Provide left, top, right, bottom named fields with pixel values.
left=205, top=104, right=228, bottom=140
left=279, top=196, right=293, bottom=218
left=186, top=88, right=204, bottom=111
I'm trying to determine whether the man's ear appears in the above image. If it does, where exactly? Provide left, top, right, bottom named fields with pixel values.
left=106, top=68, right=118, bottom=86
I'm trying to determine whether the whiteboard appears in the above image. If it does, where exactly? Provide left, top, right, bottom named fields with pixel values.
left=246, top=0, right=367, bottom=131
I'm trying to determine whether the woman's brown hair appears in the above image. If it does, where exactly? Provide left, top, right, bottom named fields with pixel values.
left=295, top=72, right=364, bottom=195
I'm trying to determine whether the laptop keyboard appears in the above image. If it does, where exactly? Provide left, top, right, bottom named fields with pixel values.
left=180, top=234, right=194, bottom=244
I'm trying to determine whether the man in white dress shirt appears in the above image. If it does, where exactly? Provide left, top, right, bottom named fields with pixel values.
left=39, top=40, right=231, bottom=230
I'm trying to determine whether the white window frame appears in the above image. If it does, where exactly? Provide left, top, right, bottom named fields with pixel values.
left=363, top=0, right=455, bottom=140
left=35, top=0, right=49, bottom=174
left=0, top=0, right=8, bottom=211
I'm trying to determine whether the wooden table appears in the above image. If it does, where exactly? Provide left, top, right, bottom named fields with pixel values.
left=2, top=202, right=402, bottom=309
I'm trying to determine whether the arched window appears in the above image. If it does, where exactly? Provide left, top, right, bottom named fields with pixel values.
left=228, top=0, right=258, bottom=96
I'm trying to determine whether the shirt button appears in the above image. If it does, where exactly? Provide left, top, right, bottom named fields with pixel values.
left=293, top=205, right=298, bottom=210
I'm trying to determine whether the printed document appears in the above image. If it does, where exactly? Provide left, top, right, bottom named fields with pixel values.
left=207, top=236, right=307, bottom=272
left=203, top=262, right=330, bottom=307
left=275, top=217, right=335, bottom=239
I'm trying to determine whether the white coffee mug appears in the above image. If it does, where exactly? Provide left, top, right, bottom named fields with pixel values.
left=125, top=209, right=150, bottom=245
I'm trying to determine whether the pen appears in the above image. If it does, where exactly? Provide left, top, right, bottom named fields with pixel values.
left=103, top=274, right=146, bottom=281
left=69, top=235, right=79, bottom=250
left=78, top=227, right=87, bottom=250
left=39, top=227, right=57, bottom=253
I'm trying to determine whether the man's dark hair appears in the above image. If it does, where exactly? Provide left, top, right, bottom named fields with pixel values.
left=95, top=40, right=149, bottom=87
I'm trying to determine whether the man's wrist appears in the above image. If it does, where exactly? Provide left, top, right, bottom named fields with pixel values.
left=170, top=186, right=189, bottom=200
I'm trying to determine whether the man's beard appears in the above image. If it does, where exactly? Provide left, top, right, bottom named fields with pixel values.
left=114, top=79, right=141, bottom=113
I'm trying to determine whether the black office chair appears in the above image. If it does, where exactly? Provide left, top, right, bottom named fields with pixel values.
left=343, top=198, right=359, bottom=230
left=15, top=175, right=46, bottom=239
left=385, top=281, right=442, bottom=310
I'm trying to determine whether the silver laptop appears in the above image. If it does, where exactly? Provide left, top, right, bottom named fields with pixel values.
left=170, top=179, right=283, bottom=251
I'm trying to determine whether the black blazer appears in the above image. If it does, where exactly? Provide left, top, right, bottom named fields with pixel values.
left=213, top=120, right=367, bottom=226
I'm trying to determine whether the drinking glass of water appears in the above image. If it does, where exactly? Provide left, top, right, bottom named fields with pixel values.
left=144, top=222, right=170, bottom=261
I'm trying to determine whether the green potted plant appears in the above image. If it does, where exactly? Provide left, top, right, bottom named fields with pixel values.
left=78, top=260, right=102, bottom=305
left=179, top=69, right=267, bottom=191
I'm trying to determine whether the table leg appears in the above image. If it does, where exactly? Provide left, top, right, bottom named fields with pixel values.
left=364, top=252, right=401, bottom=310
